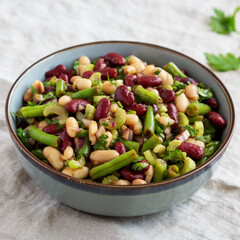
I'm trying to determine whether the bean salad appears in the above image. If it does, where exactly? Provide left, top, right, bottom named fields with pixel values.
left=15, top=52, right=226, bottom=185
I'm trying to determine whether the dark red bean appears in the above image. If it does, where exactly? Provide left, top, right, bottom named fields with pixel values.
left=97, top=68, right=118, bottom=80
left=167, top=103, right=179, bottom=130
left=74, top=137, right=85, bottom=151
left=152, top=104, right=159, bottom=113
left=124, top=74, right=137, bottom=89
left=65, top=99, right=90, bottom=113
left=42, top=124, right=65, bottom=134
left=60, top=129, right=74, bottom=153
left=157, top=88, right=175, bottom=103
left=114, top=85, right=134, bottom=107
left=104, top=52, right=126, bottom=66
left=44, top=86, right=56, bottom=94
left=82, top=71, right=94, bottom=79
left=174, top=77, right=198, bottom=86
left=207, top=111, right=226, bottom=128
left=114, top=142, right=126, bottom=155
left=66, top=68, right=75, bottom=80
left=126, top=103, right=147, bottom=116
left=67, top=85, right=74, bottom=92
left=58, top=73, right=69, bottom=84
left=180, top=69, right=186, bottom=74
left=132, top=159, right=150, bottom=173
left=120, top=168, right=144, bottom=181
left=94, top=98, right=111, bottom=120
left=206, top=98, right=218, bottom=108
left=178, top=142, right=204, bottom=161
left=45, top=64, right=67, bottom=77
left=44, top=77, right=52, bottom=82
left=94, top=58, right=107, bottom=71
left=137, top=75, right=162, bottom=87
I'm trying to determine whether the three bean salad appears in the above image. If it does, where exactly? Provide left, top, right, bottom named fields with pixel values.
left=15, top=52, right=226, bottom=185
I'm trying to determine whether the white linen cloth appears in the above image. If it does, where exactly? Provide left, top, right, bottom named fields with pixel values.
left=0, top=0, right=240, bottom=239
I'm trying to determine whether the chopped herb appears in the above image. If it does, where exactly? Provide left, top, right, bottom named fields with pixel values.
left=73, top=60, right=80, bottom=71
left=154, top=69, right=161, bottom=75
left=45, top=118, right=52, bottom=124
left=159, top=123, right=166, bottom=130
left=57, top=124, right=63, bottom=130
left=43, top=92, right=56, bottom=100
left=125, top=57, right=130, bottom=64
left=51, top=119, right=59, bottom=124
left=94, top=134, right=108, bottom=150
left=203, top=119, right=215, bottom=134
left=17, top=128, right=30, bottom=148
left=31, top=149, right=46, bottom=161
left=11, top=111, right=23, bottom=118
left=127, top=110, right=136, bottom=114
left=161, top=150, right=186, bottom=162
left=198, top=82, right=205, bottom=88
left=30, top=85, right=37, bottom=98
left=92, top=59, right=98, bottom=65
left=197, top=87, right=213, bottom=101
left=101, top=123, right=109, bottom=127
left=27, top=99, right=37, bottom=106
left=117, top=101, right=123, bottom=108
left=172, top=81, right=186, bottom=91
left=182, top=125, right=199, bottom=137
left=176, top=90, right=185, bottom=96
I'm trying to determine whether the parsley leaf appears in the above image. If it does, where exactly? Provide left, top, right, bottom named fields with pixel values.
left=73, top=60, right=80, bottom=71
left=197, top=87, right=213, bottom=101
left=205, top=52, right=240, bottom=71
left=209, top=7, right=240, bottom=34
left=94, top=134, right=108, bottom=150
left=17, top=128, right=30, bottom=148
left=160, top=150, right=186, bottom=162
left=30, top=85, right=37, bottom=97
left=182, top=125, right=199, bottom=137
left=27, top=99, right=37, bottom=106
left=154, top=69, right=161, bottom=75
left=127, top=110, right=136, bottom=114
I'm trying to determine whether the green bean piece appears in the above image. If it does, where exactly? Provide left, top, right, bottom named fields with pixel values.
left=21, top=104, right=49, bottom=118
left=163, top=62, right=187, bottom=78
left=196, top=134, right=212, bottom=144
left=77, top=136, right=91, bottom=158
left=56, top=79, right=66, bottom=96
left=178, top=112, right=189, bottom=126
left=153, top=159, right=167, bottom=182
left=141, top=134, right=163, bottom=154
left=43, top=103, right=68, bottom=125
left=72, top=86, right=101, bottom=100
left=31, top=149, right=47, bottom=161
left=75, top=129, right=88, bottom=138
left=167, top=165, right=180, bottom=179
left=85, top=104, right=96, bottom=120
left=90, top=150, right=138, bottom=180
left=64, top=92, right=74, bottom=97
left=155, top=122, right=165, bottom=139
left=188, top=115, right=204, bottom=124
left=180, top=157, right=196, bottom=175
left=118, top=138, right=141, bottom=153
left=187, top=102, right=211, bottom=117
left=27, top=126, right=60, bottom=147
left=135, top=85, right=162, bottom=104
left=143, top=105, right=155, bottom=137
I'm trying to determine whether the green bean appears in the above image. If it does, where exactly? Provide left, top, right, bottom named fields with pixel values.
left=56, top=79, right=66, bottom=96
left=187, top=102, right=211, bottom=116
left=141, top=134, right=162, bottom=154
left=153, top=159, right=167, bottom=182
left=167, top=165, right=180, bottom=179
left=118, top=138, right=141, bottom=153
left=143, top=105, right=155, bottom=137
left=77, top=136, right=91, bottom=158
left=64, top=92, right=74, bottom=97
left=20, top=104, right=49, bottom=118
left=72, top=86, right=101, bottom=99
left=135, top=85, right=162, bottom=104
left=27, top=126, right=60, bottom=147
left=188, top=115, right=204, bottom=124
left=163, top=62, right=187, bottom=78
left=90, top=150, right=138, bottom=180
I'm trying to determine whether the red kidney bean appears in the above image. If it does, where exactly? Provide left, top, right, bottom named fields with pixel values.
left=94, top=58, right=107, bottom=70
left=133, top=159, right=150, bottom=173
left=206, top=98, right=218, bottom=108
left=152, top=104, right=159, bottom=113
left=137, top=75, right=162, bottom=87
left=82, top=71, right=94, bottom=79
left=67, top=85, right=74, bottom=92
left=114, top=85, right=134, bottom=107
left=207, top=111, right=226, bottom=128
left=42, top=124, right=65, bottom=134
left=44, top=86, right=56, bottom=94
left=58, top=73, right=69, bottom=84
left=157, top=87, right=175, bottom=103
left=124, top=74, right=137, bottom=89
left=104, top=52, right=126, bottom=66
left=167, top=103, right=179, bottom=130
left=44, top=77, right=52, bottom=82
left=45, top=64, right=67, bottom=77
left=174, top=77, right=198, bottom=86
left=178, top=142, right=204, bottom=161
left=97, top=68, right=117, bottom=80
left=74, top=137, right=85, bottom=151
left=60, top=129, right=74, bottom=153
left=94, top=98, right=111, bottom=120
left=114, top=142, right=126, bottom=155
left=126, top=103, right=147, bottom=116
left=120, top=168, right=145, bottom=181
left=66, top=68, right=75, bottom=80
left=65, top=99, right=90, bottom=113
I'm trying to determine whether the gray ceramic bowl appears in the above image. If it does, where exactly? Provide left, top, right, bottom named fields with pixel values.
left=5, top=41, right=235, bottom=217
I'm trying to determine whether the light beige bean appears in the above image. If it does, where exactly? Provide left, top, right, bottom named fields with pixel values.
left=131, top=61, right=146, bottom=73
left=142, top=65, right=155, bottom=75
left=185, top=84, right=199, bottom=101
left=23, top=89, right=33, bottom=102
left=110, top=103, right=118, bottom=114
left=113, top=180, right=131, bottom=186
left=66, top=117, right=79, bottom=138
left=115, top=79, right=123, bottom=86
left=78, top=56, right=91, bottom=65
left=175, top=92, right=190, bottom=113
left=62, top=166, right=89, bottom=179
left=128, top=55, right=142, bottom=65
left=104, top=131, right=112, bottom=148
left=81, top=118, right=92, bottom=128
left=35, top=94, right=44, bottom=102
left=37, top=120, right=49, bottom=130
left=125, top=114, right=139, bottom=125
left=163, top=126, right=171, bottom=135
left=77, top=65, right=86, bottom=76
left=123, top=65, right=136, bottom=75
left=158, top=68, right=173, bottom=85
left=96, top=125, right=106, bottom=139
left=102, top=81, right=117, bottom=94
left=132, top=179, right=147, bottom=185
left=32, top=80, right=44, bottom=94
left=43, top=146, right=64, bottom=170
left=146, top=87, right=159, bottom=96
left=62, top=146, right=74, bottom=160
left=90, top=150, right=119, bottom=165
left=59, top=95, right=72, bottom=106
left=70, top=76, right=81, bottom=83
left=144, top=165, right=154, bottom=184
left=185, top=137, right=205, bottom=149
left=158, top=116, right=174, bottom=127
left=89, top=121, right=98, bottom=145
left=73, top=78, right=92, bottom=91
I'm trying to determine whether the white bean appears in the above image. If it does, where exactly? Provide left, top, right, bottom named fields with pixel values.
left=175, top=92, right=190, bottom=113
left=43, top=146, right=64, bottom=170
left=90, top=150, right=119, bottom=165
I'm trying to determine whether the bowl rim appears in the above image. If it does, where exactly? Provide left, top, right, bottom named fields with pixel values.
left=5, top=40, right=235, bottom=190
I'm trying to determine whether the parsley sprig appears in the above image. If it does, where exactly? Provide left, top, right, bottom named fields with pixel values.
left=93, top=134, right=108, bottom=150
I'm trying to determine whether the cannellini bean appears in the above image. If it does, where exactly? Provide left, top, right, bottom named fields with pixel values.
left=104, top=131, right=112, bottom=148
left=66, top=117, right=79, bottom=138
left=90, top=150, right=119, bottom=165
left=62, top=166, right=89, bottom=179
left=128, top=55, right=142, bottom=65
left=131, top=61, right=146, bottom=74
left=158, top=116, right=175, bottom=127
left=70, top=76, right=81, bottom=83
left=35, top=94, right=44, bottom=102
left=32, top=80, right=44, bottom=94
left=23, top=89, right=33, bottom=102
left=89, top=121, right=98, bottom=145
left=131, top=119, right=143, bottom=135
left=59, top=95, right=72, bottom=106
left=81, top=118, right=92, bottom=128
left=185, top=137, right=205, bottom=149
left=125, top=114, right=139, bottom=125
left=123, top=65, right=136, bottom=75
left=102, top=81, right=117, bottom=94
left=175, top=92, right=190, bottom=113
left=132, top=179, right=147, bottom=185
left=78, top=56, right=91, bottom=65
left=113, top=180, right=131, bottom=186
left=110, top=103, right=118, bottom=114
left=77, top=65, right=86, bottom=76
left=37, top=120, right=49, bottom=130
left=61, top=146, right=74, bottom=160
left=43, top=146, right=64, bottom=170
left=96, top=125, right=106, bottom=139
left=158, top=68, right=173, bottom=85
left=73, top=78, right=91, bottom=91
left=185, top=84, right=199, bottom=101
left=144, top=165, right=154, bottom=184
left=142, top=65, right=155, bottom=75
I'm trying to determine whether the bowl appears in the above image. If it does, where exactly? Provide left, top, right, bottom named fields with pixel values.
left=5, top=41, right=235, bottom=217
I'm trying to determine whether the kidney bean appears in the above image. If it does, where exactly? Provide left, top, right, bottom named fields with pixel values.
left=65, top=99, right=90, bottom=113
left=66, top=68, right=75, bottom=80
left=97, top=68, right=117, bottom=80
left=44, top=77, right=52, bottom=82
left=94, top=58, right=107, bottom=71
left=120, top=168, right=145, bottom=181
left=114, top=142, right=126, bottom=155
left=124, top=74, right=137, bottom=89
left=207, top=111, right=226, bottom=128
left=126, top=103, right=147, bottom=116
left=45, top=64, right=67, bottom=77
left=67, top=85, right=74, bottom=92
left=132, top=159, right=150, bottom=173
left=157, top=88, right=175, bottom=103
left=115, top=85, right=134, bottom=107
left=152, top=104, right=159, bottom=113
left=167, top=103, right=179, bottom=130
left=44, top=86, right=56, bottom=94
left=104, top=52, right=126, bottom=66
left=94, top=98, right=111, bottom=120
left=137, top=75, right=162, bottom=87
left=206, top=98, right=218, bottom=108
left=60, top=129, right=74, bottom=153
left=174, top=77, right=198, bottom=86
left=82, top=71, right=94, bottom=79
left=178, top=142, right=204, bottom=161
left=74, top=137, right=85, bottom=151
left=42, top=124, right=65, bottom=134
left=58, top=73, right=69, bottom=84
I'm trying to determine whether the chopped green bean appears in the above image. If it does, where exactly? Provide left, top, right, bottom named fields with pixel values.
left=118, top=138, right=141, bottom=153
left=72, top=86, right=101, bottom=100
left=163, top=62, right=187, bottom=78
left=143, top=105, right=155, bottom=137
left=141, top=134, right=162, bottom=154
left=135, top=85, right=162, bottom=104
left=56, top=79, right=66, bottom=96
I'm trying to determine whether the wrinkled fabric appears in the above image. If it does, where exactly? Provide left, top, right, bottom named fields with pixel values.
left=0, top=0, right=240, bottom=239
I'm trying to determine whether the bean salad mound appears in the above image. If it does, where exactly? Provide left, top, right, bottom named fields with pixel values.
left=15, top=52, right=226, bottom=185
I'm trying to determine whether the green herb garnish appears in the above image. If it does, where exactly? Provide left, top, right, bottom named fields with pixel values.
left=154, top=69, right=161, bottom=75
left=94, top=134, right=108, bottom=150
left=73, top=60, right=80, bottom=71
left=182, top=125, right=199, bottom=137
